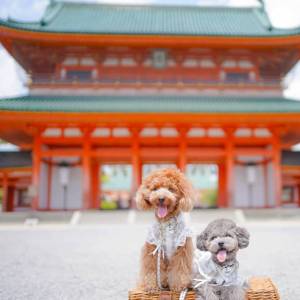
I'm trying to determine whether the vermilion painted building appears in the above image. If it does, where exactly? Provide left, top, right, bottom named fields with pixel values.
left=1, top=2, right=300, bottom=211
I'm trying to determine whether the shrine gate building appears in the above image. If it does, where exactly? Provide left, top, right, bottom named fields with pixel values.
left=1, top=2, right=300, bottom=211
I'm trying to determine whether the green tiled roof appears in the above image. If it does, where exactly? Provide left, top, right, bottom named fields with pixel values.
left=1, top=95, right=300, bottom=113
left=0, top=151, right=31, bottom=169
left=1, top=2, right=300, bottom=37
left=282, top=151, right=300, bottom=166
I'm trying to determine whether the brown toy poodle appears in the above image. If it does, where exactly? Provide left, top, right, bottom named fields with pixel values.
left=135, top=168, right=195, bottom=293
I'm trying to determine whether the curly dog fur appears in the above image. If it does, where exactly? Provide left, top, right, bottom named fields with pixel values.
left=136, top=168, right=195, bottom=292
left=195, top=219, right=250, bottom=300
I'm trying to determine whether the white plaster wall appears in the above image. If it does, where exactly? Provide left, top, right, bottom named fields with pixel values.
left=39, top=162, right=48, bottom=209
left=233, top=165, right=247, bottom=207
left=233, top=164, right=265, bottom=208
left=50, top=166, right=82, bottom=210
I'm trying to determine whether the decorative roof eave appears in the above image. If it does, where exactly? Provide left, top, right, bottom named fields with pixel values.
left=1, top=110, right=300, bottom=126
left=0, top=166, right=32, bottom=173
left=1, top=25, right=300, bottom=49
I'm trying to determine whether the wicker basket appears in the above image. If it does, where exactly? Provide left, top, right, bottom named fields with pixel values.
left=129, top=277, right=280, bottom=300
left=128, top=290, right=195, bottom=300
left=246, top=277, right=280, bottom=300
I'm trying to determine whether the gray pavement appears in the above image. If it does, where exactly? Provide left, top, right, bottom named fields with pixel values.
left=0, top=210, right=299, bottom=299
left=1, top=208, right=300, bottom=225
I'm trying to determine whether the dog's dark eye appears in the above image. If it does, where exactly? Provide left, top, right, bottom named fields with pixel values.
left=225, top=234, right=232, bottom=238
left=169, top=187, right=175, bottom=193
left=210, top=236, right=217, bottom=241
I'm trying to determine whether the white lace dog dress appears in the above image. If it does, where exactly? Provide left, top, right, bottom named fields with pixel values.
left=192, top=249, right=247, bottom=300
left=146, top=213, right=193, bottom=261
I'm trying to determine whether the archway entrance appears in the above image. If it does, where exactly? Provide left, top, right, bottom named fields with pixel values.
left=186, top=164, right=219, bottom=208
left=99, top=164, right=132, bottom=210
left=141, top=162, right=219, bottom=208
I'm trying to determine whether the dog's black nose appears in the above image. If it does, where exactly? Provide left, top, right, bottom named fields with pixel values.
left=159, top=197, right=165, bottom=204
left=218, top=242, right=224, bottom=247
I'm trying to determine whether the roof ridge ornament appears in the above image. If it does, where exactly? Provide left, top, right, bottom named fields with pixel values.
left=254, top=0, right=273, bottom=31
left=40, top=1, right=63, bottom=26
left=257, top=0, right=265, bottom=9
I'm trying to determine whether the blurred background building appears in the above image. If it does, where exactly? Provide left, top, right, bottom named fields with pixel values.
left=0, top=0, right=300, bottom=211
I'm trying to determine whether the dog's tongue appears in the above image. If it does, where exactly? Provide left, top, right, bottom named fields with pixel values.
left=217, top=250, right=227, bottom=263
left=157, top=205, right=168, bottom=218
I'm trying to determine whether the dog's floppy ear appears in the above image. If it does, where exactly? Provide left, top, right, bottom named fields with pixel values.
left=178, top=172, right=195, bottom=212
left=135, top=184, right=151, bottom=210
left=235, top=226, right=250, bottom=249
left=196, top=231, right=208, bottom=251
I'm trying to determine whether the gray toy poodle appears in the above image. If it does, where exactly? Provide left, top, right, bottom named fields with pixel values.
left=193, top=219, right=250, bottom=300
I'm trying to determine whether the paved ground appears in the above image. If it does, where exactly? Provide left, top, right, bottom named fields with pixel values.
left=0, top=210, right=299, bottom=299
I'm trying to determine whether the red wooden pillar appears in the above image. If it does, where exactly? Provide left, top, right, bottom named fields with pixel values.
left=47, top=159, right=52, bottom=210
left=91, top=162, right=99, bottom=209
left=32, top=131, right=42, bottom=210
left=82, top=129, right=92, bottom=209
left=298, top=184, right=300, bottom=207
left=7, top=186, right=15, bottom=212
left=272, top=133, right=282, bottom=207
left=99, top=163, right=103, bottom=209
left=2, top=172, right=8, bottom=212
left=218, top=163, right=227, bottom=208
left=131, top=129, right=142, bottom=209
left=178, top=128, right=188, bottom=172
left=225, top=129, right=235, bottom=208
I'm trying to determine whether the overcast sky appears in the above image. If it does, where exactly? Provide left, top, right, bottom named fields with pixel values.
left=0, top=0, right=300, bottom=99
